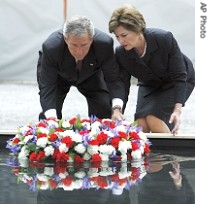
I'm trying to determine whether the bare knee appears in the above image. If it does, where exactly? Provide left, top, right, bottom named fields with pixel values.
left=137, top=118, right=150, bottom=132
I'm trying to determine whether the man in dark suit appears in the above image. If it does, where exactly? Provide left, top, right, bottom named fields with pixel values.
left=37, top=15, right=124, bottom=120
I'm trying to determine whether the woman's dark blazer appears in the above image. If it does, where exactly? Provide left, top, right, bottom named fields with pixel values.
left=115, top=28, right=195, bottom=110
left=37, top=28, right=124, bottom=113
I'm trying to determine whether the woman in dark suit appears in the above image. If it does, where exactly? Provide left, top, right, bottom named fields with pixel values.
left=37, top=15, right=124, bottom=121
left=108, top=5, right=195, bottom=135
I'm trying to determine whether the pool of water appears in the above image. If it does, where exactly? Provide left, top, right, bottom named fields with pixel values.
left=0, top=148, right=195, bottom=204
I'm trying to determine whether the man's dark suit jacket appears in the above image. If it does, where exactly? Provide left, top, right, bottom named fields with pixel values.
left=37, top=28, right=124, bottom=113
left=115, top=28, right=195, bottom=107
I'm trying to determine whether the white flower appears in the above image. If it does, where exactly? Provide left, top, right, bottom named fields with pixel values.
left=23, top=135, right=34, bottom=144
left=37, top=173, right=48, bottom=182
left=44, top=145, right=54, bottom=157
left=18, top=145, right=29, bottom=159
left=99, top=154, right=109, bottom=161
left=47, top=119, right=59, bottom=128
left=90, top=121, right=101, bottom=133
left=99, top=167, right=114, bottom=176
left=59, top=143, right=69, bottom=153
left=88, top=168, right=99, bottom=177
left=83, top=152, right=91, bottom=160
left=18, top=158, right=29, bottom=167
left=99, top=144, right=115, bottom=155
left=118, top=140, right=132, bottom=154
left=120, top=154, right=127, bottom=161
left=87, top=145, right=99, bottom=155
left=36, top=137, right=48, bottom=148
left=44, top=167, right=54, bottom=176
left=74, top=171, right=86, bottom=179
left=131, top=149, right=142, bottom=160
left=59, top=172, right=68, bottom=179
left=74, top=143, right=86, bottom=154
left=62, top=120, right=71, bottom=128
left=20, top=174, right=33, bottom=184
left=103, top=130, right=115, bottom=138
left=37, top=127, right=49, bottom=134
left=71, top=132, right=83, bottom=143
left=138, top=131, right=147, bottom=142
left=58, top=130, right=74, bottom=138
left=72, top=180, right=83, bottom=189
left=115, top=124, right=127, bottom=132
left=19, top=125, right=31, bottom=133
left=118, top=170, right=132, bottom=179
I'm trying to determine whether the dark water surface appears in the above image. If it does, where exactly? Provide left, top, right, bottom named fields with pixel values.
left=0, top=146, right=195, bottom=204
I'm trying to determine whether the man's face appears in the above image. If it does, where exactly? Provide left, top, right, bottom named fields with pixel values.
left=64, top=32, right=93, bottom=60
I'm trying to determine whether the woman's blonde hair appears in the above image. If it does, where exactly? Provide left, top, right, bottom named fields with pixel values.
left=108, top=4, right=146, bottom=34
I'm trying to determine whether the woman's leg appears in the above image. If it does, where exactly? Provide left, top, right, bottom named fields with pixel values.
left=146, top=115, right=170, bottom=133
left=137, top=118, right=150, bottom=132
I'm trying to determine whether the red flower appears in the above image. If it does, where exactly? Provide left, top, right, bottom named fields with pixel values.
left=89, top=139, right=99, bottom=146
left=129, top=131, right=140, bottom=140
left=118, top=131, right=127, bottom=139
left=12, top=138, right=20, bottom=144
left=109, top=173, right=119, bottom=182
left=54, top=165, right=67, bottom=174
left=61, top=175, right=74, bottom=186
left=130, top=167, right=140, bottom=181
left=29, top=152, right=37, bottom=162
left=37, top=122, right=47, bottom=128
left=49, top=133, right=58, bottom=142
left=56, top=152, right=69, bottom=162
left=55, top=127, right=64, bottom=132
left=131, top=141, right=139, bottom=151
left=25, top=128, right=33, bottom=136
left=49, top=179, right=58, bottom=189
left=13, top=167, right=20, bottom=175
left=96, top=132, right=108, bottom=145
left=52, top=148, right=60, bottom=159
left=37, top=133, right=47, bottom=139
left=102, top=120, right=115, bottom=129
left=61, top=136, right=74, bottom=148
left=118, top=178, right=127, bottom=186
left=36, top=150, right=46, bottom=162
left=79, top=130, right=90, bottom=135
left=74, top=155, right=84, bottom=163
left=97, top=176, right=108, bottom=188
left=144, top=143, right=151, bottom=154
left=81, top=119, right=90, bottom=123
left=69, top=117, right=77, bottom=124
left=110, top=137, right=120, bottom=148
left=90, top=154, right=102, bottom=162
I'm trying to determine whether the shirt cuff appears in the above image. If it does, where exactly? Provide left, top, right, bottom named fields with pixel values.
left=112, top=98, right=124, bottom=109
left=44, top=109, right=57, bottom=119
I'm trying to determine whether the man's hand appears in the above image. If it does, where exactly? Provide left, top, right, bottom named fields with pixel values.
left=111, top=108, right=124, bottom=121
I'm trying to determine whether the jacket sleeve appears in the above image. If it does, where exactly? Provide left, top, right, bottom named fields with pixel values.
left=94, top=34, right=125, bottom=102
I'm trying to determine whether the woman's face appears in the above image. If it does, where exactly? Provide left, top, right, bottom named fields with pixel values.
left=114, top=26, right=140, bottom=50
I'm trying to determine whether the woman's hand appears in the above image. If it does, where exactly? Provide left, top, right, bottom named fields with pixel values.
left=169, top=105, right=182, bottom=135
left=169, top=162, right=182, bottom=189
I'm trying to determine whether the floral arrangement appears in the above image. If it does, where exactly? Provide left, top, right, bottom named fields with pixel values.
left=6, top=115, right=151, bottom=163
left=10, top=157, right=149, bottom=192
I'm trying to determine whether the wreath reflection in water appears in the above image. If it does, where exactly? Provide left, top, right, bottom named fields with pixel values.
left=9, top=158, right=149, bottom=194
left=6, top=115, right=151, bottom=163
